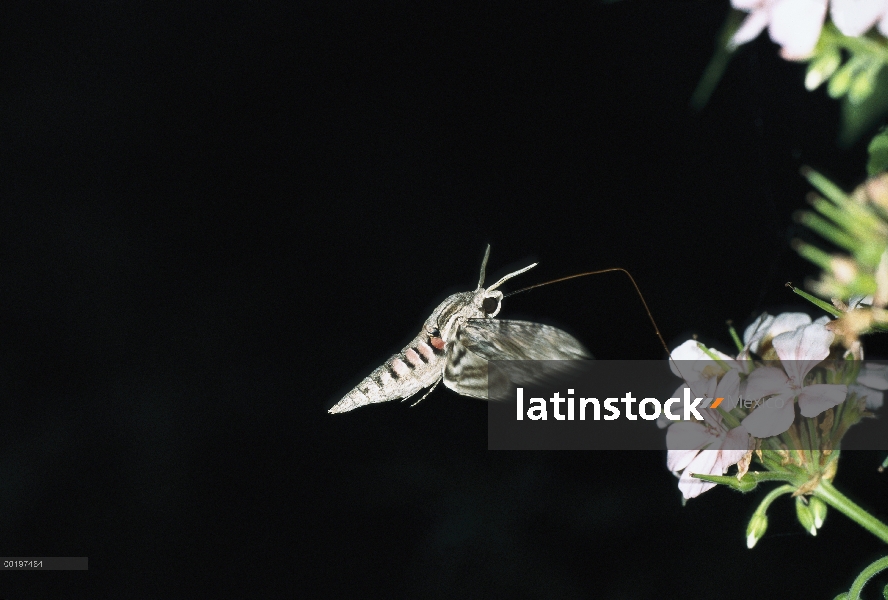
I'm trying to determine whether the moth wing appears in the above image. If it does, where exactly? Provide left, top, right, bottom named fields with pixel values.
left=459, top=319, right=592, bottom=361
left=442, top=338, right=494, bottom=399
left=443, top=320, right=591, bottom=401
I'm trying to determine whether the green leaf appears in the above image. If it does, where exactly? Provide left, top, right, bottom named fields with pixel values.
left=868, top=127, right=888, bottom=176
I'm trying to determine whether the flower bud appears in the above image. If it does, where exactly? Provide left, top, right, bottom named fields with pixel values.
left=805, top=49, right=841, bottom=91
left=796, top=496, right=817, bottom=536
left=849, top=71, right=876, bottom=105
left=865, top=175, right=888, bottom=209
left=746, top=511, right=768, bottom=549
left=809, top=496, right=828, bottom=529
left=831, top=257, right=858, bottom=284
left=828, top=62, right=855, bottom=98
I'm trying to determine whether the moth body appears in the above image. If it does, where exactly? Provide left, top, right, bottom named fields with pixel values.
left=329, top=290, right=481, bottom=414
left=329, top=246, right=590, bottom=414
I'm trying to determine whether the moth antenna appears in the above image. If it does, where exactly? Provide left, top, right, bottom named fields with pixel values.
left=477, top=245, right=492, bottom=290
left=504, top=268, right=674, bottom=363
left=487, top=263, right=538, bottom=293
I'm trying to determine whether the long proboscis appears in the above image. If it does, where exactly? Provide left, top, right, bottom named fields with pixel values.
left=504, top=268, right=673, bottom=361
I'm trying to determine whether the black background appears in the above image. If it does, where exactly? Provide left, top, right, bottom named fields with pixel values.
left=2, top=2, right=887, bottom=598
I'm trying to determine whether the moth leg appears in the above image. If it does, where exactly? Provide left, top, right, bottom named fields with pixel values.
left=409, top=376, right=442, bottom=407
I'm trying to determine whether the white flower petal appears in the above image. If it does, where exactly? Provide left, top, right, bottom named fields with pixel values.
left=813, top=315, right=831, bottom=326
left=671, top=379, right=718, bottom=413
left=671, top=339, right=709, bottom=362
left=678, top=451, right=721, bottom=499
left=699, top=408, right=725, bottom=428
left=857, top=374, right=888, bottom=390
left=667, top=448, right=703, bottom=476
left=770, top=0, right=828, bottom=59
left=797, top=384, right=848, bottom=417
left=714, top=369, right=742, bottom=410
left=744, top=366, right=791, bottom=399
left=678, top=473, right=717, bottom=499
left=731, top=9, right=772, bottom=48
left=666, top=422, right=719, bottom=459
left=744, top=312, right=812, bottom=354
left=772, top=323, right=833, bottom=383
left=743, top=313, right=774, bottom=342
left=831, top=0, right=888, bottom=36
left=670, top=341, right=736, bottom=380
left=850, top=384, right=884, bottom=410
left=857, top=363, right=888, bottom=390
left=743, top=313, right=775, bottom=352
left=669, top=340, right=708, bottom=379
left=732, top=0, right=766, bottom=9
left=741, top=393, right=797, bottom=437
left=768, top=312, right=814, bottom=337
left=849, top=295, right=874, bottom=309
left=715, top=426, right=751, bottom=471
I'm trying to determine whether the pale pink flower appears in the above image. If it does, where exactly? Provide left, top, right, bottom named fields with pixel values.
left=659, top=340, right=742, bottom=428
left=667, top=422, right=750, bottom=499
left=741, top=323, right=847, bottom=437
left=730, top=0, right=829, bottom=60
left=740, top=311, right=829, bottom=358
left=666, top=369, right=747, bottom=499
left=731, top=0, right=888, bottom=59
left=669, top=339, right=744, bottom=389
left=830, top=0, right=888, bottom=37
left=850, top=362, right=888, bottom=409
left=670, top=339, right=736, bottom=368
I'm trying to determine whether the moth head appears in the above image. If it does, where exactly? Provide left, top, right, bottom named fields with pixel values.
left=475, top=244, right=538, bottom=296
left=475, top=245, right=537, bottom=318
left=481, top=292, right=502, bottom=317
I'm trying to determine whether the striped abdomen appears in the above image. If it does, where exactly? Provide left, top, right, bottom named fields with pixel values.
left=329, top=333, right=448, bottom=414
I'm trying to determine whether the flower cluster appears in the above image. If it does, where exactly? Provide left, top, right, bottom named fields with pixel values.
left=731, top=0, right=888, bottom=59
left=665, top=311, right=883, bottom=500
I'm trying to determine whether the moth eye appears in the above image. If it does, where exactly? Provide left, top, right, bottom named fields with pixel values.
left=428, top=327, right=441, bottom=338
left=482, top=296, right=500, bottom=315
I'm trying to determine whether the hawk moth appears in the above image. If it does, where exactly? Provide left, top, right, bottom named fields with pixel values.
left=329, top=246, right=591, bottom=414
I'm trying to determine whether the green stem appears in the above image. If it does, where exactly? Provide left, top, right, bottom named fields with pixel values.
left=757, top=484, right=796, bottom=511
left=846, top=555, right=888, bottom=600
left=690, top=10, right=743, bottom=110
left=727, top=323, right=743, bottom=354
left=814, top=479, right=888, bottom=544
